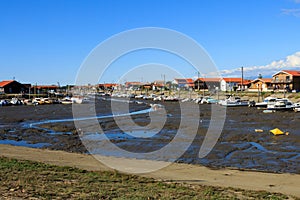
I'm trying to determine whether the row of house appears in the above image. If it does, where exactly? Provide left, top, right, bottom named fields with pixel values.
left=124, top=78, right=248, bottom=92
left=0, top=80, right=70, bottom=95
left=124, top=70, right=300, bottom=92
left=187, top=70, right=300, bottom=92
left=1, top=70, right=300, bottom=94
left=249, top=70, right=300, bottom=92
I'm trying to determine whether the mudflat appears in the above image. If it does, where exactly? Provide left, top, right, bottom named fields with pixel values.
left=0, top=97, right=299, bottom=174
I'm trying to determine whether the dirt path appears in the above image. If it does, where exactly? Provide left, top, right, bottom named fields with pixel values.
left=1, top=144, right=299, bottom=198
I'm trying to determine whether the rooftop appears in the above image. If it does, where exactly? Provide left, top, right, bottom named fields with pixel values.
left=282, top=70, right=300, bottom=76
left=0, top=80, right=15, bottom=87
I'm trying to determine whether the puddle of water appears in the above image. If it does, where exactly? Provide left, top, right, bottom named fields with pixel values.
left=249, top=142, right=268, bottom=152
left=20, top=106, right=154, bottom=136
left=124, top=129, right=160, bottom=138
left=25, top=108, right=153, bottom=128
left=0, top=139, right=50, bottom=148
left=82, top=129, right=161, bottom=141
left=83, top=132, right=125, bottom=141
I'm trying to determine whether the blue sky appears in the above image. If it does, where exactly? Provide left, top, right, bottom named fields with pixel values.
left=1, top=0, right=300, bottom=85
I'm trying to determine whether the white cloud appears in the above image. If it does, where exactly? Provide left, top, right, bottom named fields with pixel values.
left=281, top=8, right=300, bottom=17
left=220, top=51, right=300, bottom=78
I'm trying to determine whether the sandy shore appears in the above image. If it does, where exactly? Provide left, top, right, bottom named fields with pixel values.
left=1, top=144, right=299, bottom=198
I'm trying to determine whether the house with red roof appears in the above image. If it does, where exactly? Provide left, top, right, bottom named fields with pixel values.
left=220, top=78, right=251, bottom=92
left=98, top=83, right=119, bottom=90
left=248, top=78, right=273, bottom=92
left=31, top=85, right=59, bottom=94
left=0, top=80, right=26, bottom=94
left=194, top=77, right=250, bottom=91
left=272, top=70, right=300, bottom=91
left=194, top=78, right=222, bottom=90
left=151, top=80, right=165, bottom=91
left=172, top=78, right=194, bottom=89
left=125, top=81, right=143, bottom=90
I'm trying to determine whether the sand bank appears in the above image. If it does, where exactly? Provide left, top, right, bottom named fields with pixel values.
left=1, top=144, right=299, bottom=198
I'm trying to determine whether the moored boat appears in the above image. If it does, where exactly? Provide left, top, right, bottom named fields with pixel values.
left=200, top=96, right=218, bottom=104
left=291, top=102, right=300, bottom=112
left=164, top=96, right=179, bottom=102
left=255, top=96, right=277, bottom=108
left=32, top=98, right=43, bottom=105
left=219, top=96, right=249, bottom=107
left=71, top=97, right=83, bottom=104
left=23, top=99, right=33, bottom=105
left=10, top=97, right=23, bottom=105
left=60, top=97, right=73, bottom=105
left=0, top=99, right=11, bottom=106
left=267, top=98, right=293, bottom=110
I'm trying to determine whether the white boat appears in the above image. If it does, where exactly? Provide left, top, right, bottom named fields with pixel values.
left=32, top=98, right=43, bottom=105
left=267, top=98, right=293, bottom=110
left=181, top=98, right=192, bottom=103
left=0, top=99, right=11, bottom=106
left=219, top=96, right=249, bottom=107
left=43, top=98, right=53, bottom=104
left=143, top=94, right=157, bottom=100
left=194, top=98, right=202, bottom=104
left=153, top=96, right=163, bottom=101
left=291, top=102, right=300, bottom=112
left=164, top=96, right=179, bottom=102
left=134, top=94, right=145, bottom=99
left=294, top=106, right=300, bottom=112
left=10, top=98, right=23, bottom=105
left=71, top=97, right=83, bottom=104
left=23, top=99, right=33, bottom=106
left=150, top=103, right=165, bottom=111
left=255, top=96, right=277, bottom=108
left=200, top=96, right=218, bottom=104
left=60, top=97, right=73, bottom=105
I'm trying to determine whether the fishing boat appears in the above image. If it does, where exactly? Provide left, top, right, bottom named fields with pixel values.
left=60, top=97, right=73, bottom=105
left=32, top=98, right=44, bottom=105
left=43, top=98, right=52, bottom=104
left=200, top=96, right=218, bottom=104
left=219, top=96, right=249, bottom=107
left=23, top=99, right=33, bottom=105
left=255, top=96, right=277, bottom=108
left=0, top=99, right=11, bottom=106
left=267, top=98, right=293, bottom=110
left=292, top=102, right=300, bottom=112
left=134, top=94, right=145, bottom=99
left=10, top=97, right=23, bottom=105
left=164, top=96, right=179, bottom=102
left=71, top=97, right=83, bottom=104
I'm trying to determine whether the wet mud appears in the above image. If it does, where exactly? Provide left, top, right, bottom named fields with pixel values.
left=0, top=97, right=299, bottom=174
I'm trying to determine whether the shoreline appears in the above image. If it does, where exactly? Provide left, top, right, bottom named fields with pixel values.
left=1, top=144, right=299, bottom=198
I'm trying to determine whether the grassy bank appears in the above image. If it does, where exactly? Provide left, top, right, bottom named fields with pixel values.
left=0, top=157, right=292, bottom=199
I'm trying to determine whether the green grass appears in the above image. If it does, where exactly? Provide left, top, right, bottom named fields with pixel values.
left=0, top=156, right=294, bottom=199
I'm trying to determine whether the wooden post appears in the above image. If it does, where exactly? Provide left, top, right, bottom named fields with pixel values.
left=241, top=66, right=244, bottom=91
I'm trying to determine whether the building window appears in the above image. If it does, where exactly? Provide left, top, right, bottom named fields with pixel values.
left=286, top=76, right=290, bottom=82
